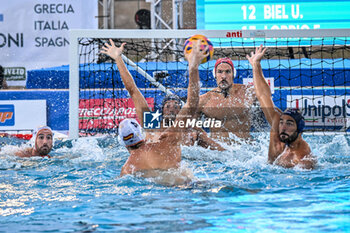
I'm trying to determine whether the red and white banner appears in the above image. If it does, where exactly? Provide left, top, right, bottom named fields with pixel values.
left=79, top=98, right=154, bottom=130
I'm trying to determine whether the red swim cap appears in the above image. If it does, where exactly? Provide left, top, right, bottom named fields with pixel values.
left=214, top=57, right=234, bottom=71
left=213, top=57, right=237, bottom=78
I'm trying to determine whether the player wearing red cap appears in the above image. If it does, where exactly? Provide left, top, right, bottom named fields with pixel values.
left=196, top=57, right=256, bottom=144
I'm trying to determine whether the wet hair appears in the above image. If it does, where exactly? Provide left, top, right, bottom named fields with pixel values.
left=161, top=95, right=182, bottom=111
left=282, top=108, right=305, bottom=133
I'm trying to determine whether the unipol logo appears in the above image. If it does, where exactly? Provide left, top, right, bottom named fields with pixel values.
left=287, top=95, right=350, bottom=126
left=0, top=14, right=3, bottom=22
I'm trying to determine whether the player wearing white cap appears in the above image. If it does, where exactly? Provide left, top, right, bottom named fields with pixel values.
left=100, top=39, right=224, bottom=151
left=103, top=40, right=206, bottom=183
left=15, top=126, right=53, bottom=158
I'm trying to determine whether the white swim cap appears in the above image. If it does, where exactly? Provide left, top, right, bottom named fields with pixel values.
left=118, top=119, right=144, bottom=147
left=32, top=126, right=53, bottom=148
left=33, top=126, right=53, bottom=141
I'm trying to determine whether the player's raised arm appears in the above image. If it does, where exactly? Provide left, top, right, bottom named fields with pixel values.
left=101, top=39, right=150, bottom=125
left=160, top=40, right=207, bottom=143
left=246, top=45, right=279, bottom=125
left=177, top=40, right=206, bottom=120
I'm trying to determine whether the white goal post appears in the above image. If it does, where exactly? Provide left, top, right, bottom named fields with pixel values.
left=69, top=29, right=350, bottom=139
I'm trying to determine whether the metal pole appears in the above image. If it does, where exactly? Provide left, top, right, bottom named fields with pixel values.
left=172, top=0, right=178, bottom=29
left=103, top=0, right=108, bottom=29
left=149, top=0, right=156, bottom=29
left=179, top=0, right=184, bottom=29
left=110, top=0, right=115, bottom=28
left=69, top=31, right=80, bottom=139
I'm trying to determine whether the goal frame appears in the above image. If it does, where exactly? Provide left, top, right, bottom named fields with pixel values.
left=69, top=29, right=350, bottom=139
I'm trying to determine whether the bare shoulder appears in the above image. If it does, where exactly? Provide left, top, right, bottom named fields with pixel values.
left=198, top=88, right=219, bottom=105
left=234, top=83, right=248, bottom=89
left=159, top=131, right=181, bottom=144
left=120, top=161, right=132, bottom=176
left=199, top=90, right=214, bottom=101
left=300, top=139, right=312, bottom=155
left=15, top=148, right=33, bottom=157
left=299, top=151, right=317, bottom=170
left=295, top=138, right=315, bottom=169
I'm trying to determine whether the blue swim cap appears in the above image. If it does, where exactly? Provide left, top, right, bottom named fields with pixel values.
left=282, top=108, right=305, bottom=133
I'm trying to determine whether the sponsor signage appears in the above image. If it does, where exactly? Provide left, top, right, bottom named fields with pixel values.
left=4, top=67, right=26, bottom=81
left=0, top=100, right=47, bottom=130
left=225, top=31, right=243, bottom=38
left=79, top=98, right=154, bottom=130
left=287, top=95, right=350, bottom=126
left=1, top=1, right=97, bottom=86
left=0, top=105, right=15, bottom=126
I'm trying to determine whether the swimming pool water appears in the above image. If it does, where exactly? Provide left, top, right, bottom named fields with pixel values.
left=0, top=134, right=349, bottom=232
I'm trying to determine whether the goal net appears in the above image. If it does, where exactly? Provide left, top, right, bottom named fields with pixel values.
left=69, top=29, right=350, bottom=138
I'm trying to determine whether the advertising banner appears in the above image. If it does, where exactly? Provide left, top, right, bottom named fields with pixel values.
left=0, top=0, right=98, bottom=87
left=0, top=100, right=47, bottom=130
left=287, top=95, right=350, bottom=126
left=79, top=98, right=155, bottom=130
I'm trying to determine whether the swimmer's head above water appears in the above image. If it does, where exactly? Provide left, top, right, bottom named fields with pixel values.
left=33, top=126, right=53, bottom=156
left=282, top=108, right=305, bottom=133
left=161, top=95, right=183, bottom=124
left=213, top=58, right=237, bottom=93
left=213, top=58, right=237, bottom=79
left=118, top=118, right=145, bottom=148
left=279, top=108, right=305, bottom=145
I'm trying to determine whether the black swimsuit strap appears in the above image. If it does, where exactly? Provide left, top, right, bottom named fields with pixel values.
left=209, top=89, right=229, bottom=98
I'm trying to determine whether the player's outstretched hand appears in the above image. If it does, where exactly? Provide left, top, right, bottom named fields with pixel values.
left=100, top=39, right=126, bottom=61
left=246, top=44, right=267, bottom=66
